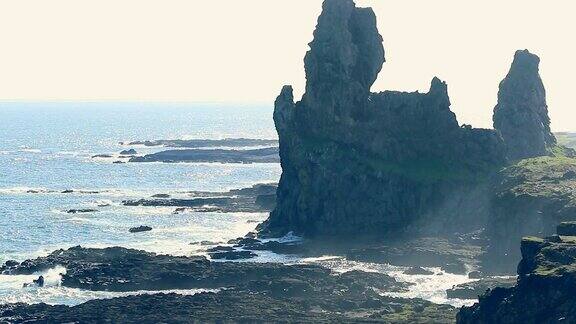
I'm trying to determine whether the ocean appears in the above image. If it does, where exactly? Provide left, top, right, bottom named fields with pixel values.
left=0, top=103, right=476, bottom=307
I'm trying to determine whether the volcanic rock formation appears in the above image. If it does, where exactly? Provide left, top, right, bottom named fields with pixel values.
left=494, top=50, right=556, bottom=160
left=260, top=0, right=506, bottom=237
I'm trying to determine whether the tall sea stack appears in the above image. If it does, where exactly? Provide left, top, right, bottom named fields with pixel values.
left=494, top=50, right=556, bottom=160
left=260, top=0, right=506, bottom=238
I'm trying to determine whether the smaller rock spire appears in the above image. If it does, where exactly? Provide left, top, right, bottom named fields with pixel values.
left=493, top=49, right=556, bottom=161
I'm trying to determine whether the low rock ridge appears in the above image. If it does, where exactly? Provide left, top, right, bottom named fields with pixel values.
left=123, top=183, right=277, bottom=214
left=129, top=147, right=279, bottom=164
left=457, top=223, right=576, bottom=323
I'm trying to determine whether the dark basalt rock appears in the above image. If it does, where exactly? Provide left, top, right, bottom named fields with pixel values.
left=120, top=149, right=137, bottom=155
left=260, top=0, right=506, bottom=238
left=129, top=147, right=279, bottom=164
left=66, top=209, right=98, bottom=214
left=129, top=225, right=152, bottom=233
left=446, top=276, right=516, bottom=300
left=91, top=154, right=112, bottom=158
left=209, top=250, right=257, bottom=260
left=457, top=232, right=576, bottom=323
left=0, top=246, right=458, bottom=323
left=493, top=50, right=556, bottom=161
left=0, top=289, right=456, bottom=323
left=123, top=183, right=277, bottom=213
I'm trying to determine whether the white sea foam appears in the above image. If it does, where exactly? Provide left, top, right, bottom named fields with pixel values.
left=0, top=187, right=54, bottom=195
left=302, top=257, right=477, bottom=307
left=19, top=148, right=41, bottom=153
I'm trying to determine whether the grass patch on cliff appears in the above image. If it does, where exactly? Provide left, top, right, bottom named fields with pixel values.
left=300, top=134, right=485, bottom=183
left=499, top=156, right=576, bottom=200
left=512, top=155, right=576, bottom=174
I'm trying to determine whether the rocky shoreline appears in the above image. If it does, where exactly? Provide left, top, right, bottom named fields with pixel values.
left=457, top=223, right=576, bottom=323
left=0, top=246, right=458, bottom=323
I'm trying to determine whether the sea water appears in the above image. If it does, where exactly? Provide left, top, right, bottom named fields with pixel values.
left=0, top=103, right=475, bottom=307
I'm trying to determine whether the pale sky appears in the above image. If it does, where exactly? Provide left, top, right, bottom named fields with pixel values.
left=0, top=0, right=574, bottom=130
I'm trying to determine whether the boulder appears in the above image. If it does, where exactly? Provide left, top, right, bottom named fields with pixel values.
left=120, top=149, right=137, bottom=155
left=129, top=226, right=152, bottom=233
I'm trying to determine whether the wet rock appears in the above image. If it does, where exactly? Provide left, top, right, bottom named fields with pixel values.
left=468, top=271, right=483, bottom=279
left=66, top=209, right=98, bottom=214
left=92, top=154, right=113, bottom=158
left=209, top=250, right=257, bottom=260
left=347, top=237, right=480, bottom=274
left=190, top=241, right=221, bottom=246
left=123, top=183, right=277, bottom=213
left=0, top=245, right=454, bottom=323
left=230, top=237, right=260, bottom=246
left=120, top=149, right=137, bottom=155
left=446, top=276, right=516, bottom=300
left=129, top=226, right=152, bottom=233
left=112, top=161, right=125, bottom=164
left=241, top=241, right=304, bottom=255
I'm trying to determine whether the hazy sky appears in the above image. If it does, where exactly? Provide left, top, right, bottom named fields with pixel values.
left=0, top=0, right=574, bottom=130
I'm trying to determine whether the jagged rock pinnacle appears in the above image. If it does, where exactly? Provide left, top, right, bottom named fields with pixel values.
left=493, top=49, right=556, bottom=160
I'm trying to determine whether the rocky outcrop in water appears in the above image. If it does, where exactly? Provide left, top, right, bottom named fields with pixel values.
left=458, top=225, right=576, bottom=323
left=123, top=183, right=277, bottom=213
left=129, top=147, right=279, bottom=163
left=260, top=0, right=506, bottom=237
left=494, top=50, right=556, bottom=161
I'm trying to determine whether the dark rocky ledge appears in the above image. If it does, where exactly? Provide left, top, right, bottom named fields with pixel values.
left=446, top=277, right=516, bottom=300
left=457, top=224, right=576, bottom=323
left=122, top=138, right=278, bottom=148
left=129, top=147, right=279, bottom=163
left=123, top=183, right=277, bottom=213
left=0, top=246, right=458, bottom=323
